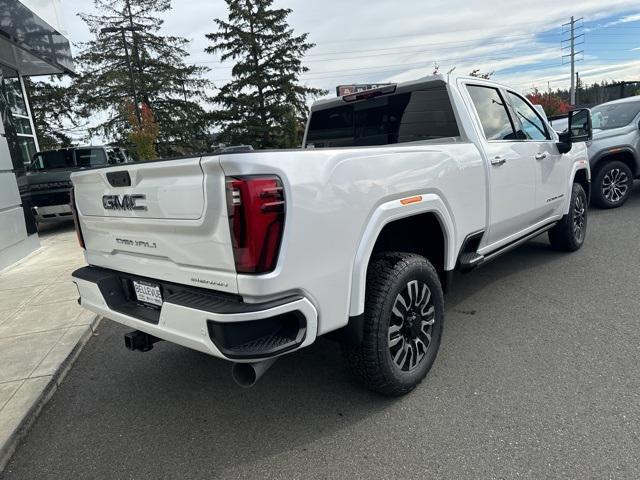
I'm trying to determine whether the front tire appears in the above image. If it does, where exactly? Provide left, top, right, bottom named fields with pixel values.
left=592, top=161, right=633, bottom=208
left=342, top=253, right=444, bottom=396
left=548, top=182, right=588, bottom=252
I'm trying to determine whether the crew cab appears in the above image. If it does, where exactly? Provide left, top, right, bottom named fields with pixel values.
left=71, top=75, right=592, bottom=396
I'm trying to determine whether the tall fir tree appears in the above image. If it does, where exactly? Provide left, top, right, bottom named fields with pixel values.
left=206, top=0, right=326, bottom=148
left=23, top=76, right=80, bottom=150
left=75, top=0, right=213, bottom=157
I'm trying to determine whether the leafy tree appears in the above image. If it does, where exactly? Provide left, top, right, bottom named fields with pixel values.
left=75, top=0, right=213, bottom=157
left=206, top=0, right=326, bottom=148
left=126, top=101, right=159, bottom=159
left=431, top=64, right=493, bottom=79
left=469, top=69, right=493, bottom=79
left=23, top=76, right=80, bottom=150
left=526, top=89, right=571, bottom=116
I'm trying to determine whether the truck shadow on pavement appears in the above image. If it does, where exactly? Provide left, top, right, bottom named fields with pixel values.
left=4, top=183, right=640, bottom=479
left=446, top=180, right=640, bottom=313
left=2, top=321, right=396, bottom=478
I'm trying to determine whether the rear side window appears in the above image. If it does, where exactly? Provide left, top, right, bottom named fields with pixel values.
left=306, top=84, right=460, bottom=148
left=466, top=85, right=516, bottom=140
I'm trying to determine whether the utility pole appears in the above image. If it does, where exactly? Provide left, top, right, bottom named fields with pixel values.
left=562, top=16, right=584, bottom=106
left=575, top=72, right=580, bottom=105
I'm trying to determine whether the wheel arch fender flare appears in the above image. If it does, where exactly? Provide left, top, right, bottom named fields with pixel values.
left=348, top=193, right=456, bottom=318
left=565, top=162, right=591, bottom=214
left=591, top=146, right=639, bottom=175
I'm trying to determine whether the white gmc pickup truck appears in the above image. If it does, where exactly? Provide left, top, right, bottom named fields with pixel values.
left=71, top=75, right=592, bottom=396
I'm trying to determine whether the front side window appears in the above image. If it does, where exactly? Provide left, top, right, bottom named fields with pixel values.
left=305, top=83, right=460, bottom=148
left=507, top=92, right=550, bottom=140
left=106, top=148, right=122, bottom=164
left=466, top=85, right=516, bottom=140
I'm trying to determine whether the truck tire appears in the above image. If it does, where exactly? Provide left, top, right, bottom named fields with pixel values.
left=342, top=252, right=444, bottom=396
left=548, top=182, right=588, bottom=252
left=592, top=161, right=633, bottom=208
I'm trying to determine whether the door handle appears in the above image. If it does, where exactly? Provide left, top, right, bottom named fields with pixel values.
left=535, top=152, right=548, bottom=160
left=490, top=156, right=506, bottom=166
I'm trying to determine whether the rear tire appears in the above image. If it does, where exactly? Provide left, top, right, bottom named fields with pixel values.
left=548, top=182, right=587, bottom=252
left=342, top=252, right=444, bottom=396
left=592, top=161, right=633, bottom=209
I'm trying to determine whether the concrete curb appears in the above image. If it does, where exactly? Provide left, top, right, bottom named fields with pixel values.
left=0, top=315, right=102, bottom=473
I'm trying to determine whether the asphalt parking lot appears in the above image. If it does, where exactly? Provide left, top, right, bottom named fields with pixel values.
left=2, top=184, right=640, bottom=480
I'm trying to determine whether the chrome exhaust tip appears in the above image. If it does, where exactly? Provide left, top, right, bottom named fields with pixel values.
left=231, top=358, right=277, bottom=388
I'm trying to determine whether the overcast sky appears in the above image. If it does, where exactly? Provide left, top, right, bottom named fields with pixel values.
left=60, top=0, right=640, bottom=98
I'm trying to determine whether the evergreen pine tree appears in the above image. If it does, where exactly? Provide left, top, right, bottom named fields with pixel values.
left=75, top=0, right=213, bottom=157
left=24, top=76, right=79, bottom=150
left=205, top=0, right=326, bottom=148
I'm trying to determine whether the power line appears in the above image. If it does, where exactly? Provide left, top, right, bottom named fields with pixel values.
left=195, top=15, right=640, bottom=88
left=208, top=59, right=567, bottom=84
left=306, top=18, right=568, bottom=45
left=190, top=32, right=562, bottom=66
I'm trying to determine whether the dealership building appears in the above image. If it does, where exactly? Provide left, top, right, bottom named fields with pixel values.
left=0, top=0, right=74, bottom=270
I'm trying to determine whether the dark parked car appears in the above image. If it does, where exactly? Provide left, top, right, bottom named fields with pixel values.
left=19, top=146, right=132, bottom=224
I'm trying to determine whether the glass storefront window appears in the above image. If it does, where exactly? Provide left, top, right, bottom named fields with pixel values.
left=17, top=137, right=37, bottom=166
left=14, top=116, right=32, bottom=135
left=3, top=76, right=29, bottom=117
left=1, top=63, right=38, bottom=169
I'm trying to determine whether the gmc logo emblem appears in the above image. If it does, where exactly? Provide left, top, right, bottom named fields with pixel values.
left=102, top=194, right=147, bottom=211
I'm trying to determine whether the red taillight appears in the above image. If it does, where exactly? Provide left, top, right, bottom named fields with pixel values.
left=226, top=176, right=285, bottom=274
left=70, top=187, right=85, bottom=249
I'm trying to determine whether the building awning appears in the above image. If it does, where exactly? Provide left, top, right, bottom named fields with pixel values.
left=0, top=0, right=74, bottom=76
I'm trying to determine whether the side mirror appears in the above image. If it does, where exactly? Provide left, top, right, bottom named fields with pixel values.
left=557, top=108, right=592, bottom=154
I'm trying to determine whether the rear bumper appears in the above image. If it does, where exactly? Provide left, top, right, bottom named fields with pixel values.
left=72, top=266, right=318, bottom=362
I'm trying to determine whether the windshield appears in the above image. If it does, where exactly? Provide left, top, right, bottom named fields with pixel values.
left=591, top=101, right=640, bottom=130
left=29, top=148, right=109, bottom=171
left=29, top=150, right=75, bottom=171
left=305, top=84, right=459, bottom=148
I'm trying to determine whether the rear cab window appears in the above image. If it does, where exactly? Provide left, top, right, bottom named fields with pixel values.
left=305, top=82, right=460, bottom=148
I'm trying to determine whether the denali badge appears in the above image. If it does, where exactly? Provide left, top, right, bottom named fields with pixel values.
left=102, top=194, right=147, bottom=211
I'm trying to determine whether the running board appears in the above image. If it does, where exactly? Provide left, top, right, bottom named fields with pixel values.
left=458, top=252, right=485, bottom=272
left=459, top=222, right=557, bottom=272
left=480, top=222, right=556, bottom=265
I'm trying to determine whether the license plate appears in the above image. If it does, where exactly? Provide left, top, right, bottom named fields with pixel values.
left=132, top=280, right=163, bottom=307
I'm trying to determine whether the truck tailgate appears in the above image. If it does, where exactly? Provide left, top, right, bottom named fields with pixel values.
left=74, top=157, right=205, bottom=219
left=72, top=156, right=238, bottom=293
